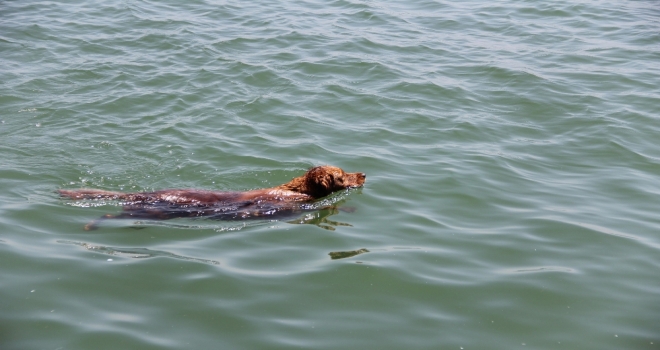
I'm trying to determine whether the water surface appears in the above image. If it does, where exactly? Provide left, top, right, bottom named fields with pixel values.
left=1, top=0, right=659, bottom=349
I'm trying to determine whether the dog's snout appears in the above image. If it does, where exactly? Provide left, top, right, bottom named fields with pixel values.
left=355, top=172, right=366, bottom=186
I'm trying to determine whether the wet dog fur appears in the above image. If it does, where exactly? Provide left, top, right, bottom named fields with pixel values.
left=58, top=165, right=366, bottom=230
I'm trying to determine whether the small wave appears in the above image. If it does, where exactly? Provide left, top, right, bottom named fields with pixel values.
left=58, top=240, right=221, bottom=265
left=497, top=266, right=577, bottom=274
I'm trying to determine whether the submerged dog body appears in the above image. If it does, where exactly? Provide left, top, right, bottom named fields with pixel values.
left=58, top=165, right=365, bottom=229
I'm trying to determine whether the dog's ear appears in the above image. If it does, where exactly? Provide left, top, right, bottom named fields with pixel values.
left=306, top=166, right=336, bottom=197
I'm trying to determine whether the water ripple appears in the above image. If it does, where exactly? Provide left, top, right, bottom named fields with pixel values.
left=58, top=240, right=221, bottom=265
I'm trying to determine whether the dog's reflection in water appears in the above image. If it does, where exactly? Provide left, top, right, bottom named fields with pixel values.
left=287, top=204, right=357, bottom=231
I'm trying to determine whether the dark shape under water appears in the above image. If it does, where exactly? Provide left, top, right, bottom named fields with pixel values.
left=329, top=248, right=369, bottom=260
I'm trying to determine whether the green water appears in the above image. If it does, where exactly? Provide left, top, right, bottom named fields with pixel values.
left=1, top=0, right=659, bottom=349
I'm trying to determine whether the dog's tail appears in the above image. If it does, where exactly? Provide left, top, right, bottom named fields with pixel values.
left=58, top=189, right=128, bottom=200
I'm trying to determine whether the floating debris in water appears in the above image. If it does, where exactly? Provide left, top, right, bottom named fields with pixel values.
left=329, top=248, right=369, bottom=260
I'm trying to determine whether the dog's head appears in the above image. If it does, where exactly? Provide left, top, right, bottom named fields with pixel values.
left=304, top=165, right=366, bottom=198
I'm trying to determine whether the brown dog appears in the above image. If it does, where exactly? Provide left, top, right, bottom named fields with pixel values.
left=59, top=165, right=366, bottom=230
